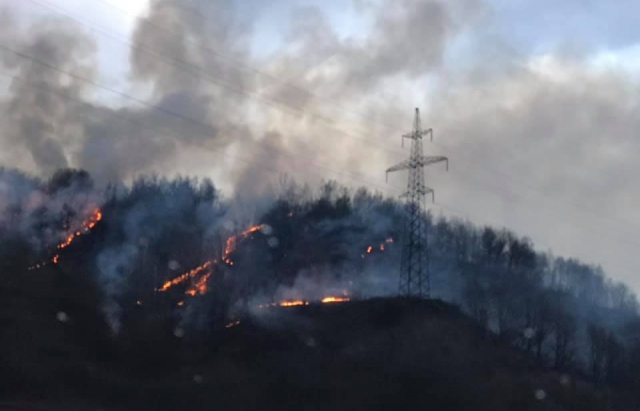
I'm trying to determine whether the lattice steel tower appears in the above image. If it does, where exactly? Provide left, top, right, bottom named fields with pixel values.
left=386, top=108, right=448, bottom=298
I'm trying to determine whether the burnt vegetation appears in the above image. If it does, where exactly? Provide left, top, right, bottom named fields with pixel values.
left=1, top=167, right=640, bottom=410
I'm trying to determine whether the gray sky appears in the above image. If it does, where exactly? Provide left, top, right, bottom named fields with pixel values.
left=1, top=0, right=640, bottom=291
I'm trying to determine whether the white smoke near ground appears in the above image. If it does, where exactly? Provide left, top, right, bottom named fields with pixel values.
left=0, top=0, right=639, bottom=306
left=97, top=242, right=138, bottom=332
left=0, top=168, right=103, bottom=252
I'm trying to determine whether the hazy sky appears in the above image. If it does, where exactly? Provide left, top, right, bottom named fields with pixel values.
left=1, top=0, right=640, bottom=291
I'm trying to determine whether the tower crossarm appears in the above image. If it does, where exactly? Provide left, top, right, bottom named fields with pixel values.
left=399, top=186, right=435, bottom=202
left=385, top=155, right=448, bottom=180
left=402, top=128, right=433, bottom=146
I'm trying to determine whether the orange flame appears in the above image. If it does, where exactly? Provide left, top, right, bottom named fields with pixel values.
left=157, top=224, right=264, bottom=294
left=321, top=296, right=350, bottom=304
left=366, top=246, right=372, bottom=254
left=259, top=295, right=351, bottom=308
left=158, top=261, right=213, bottom=292
left=224, top=224, right=264, bottom=263
left=29, top=208, right=103, bottom=270
left=58, top=208, right=102, bottom=250
left=185, top=271, right=212, bottom=296
left=279, top=300, right=310, bottom=307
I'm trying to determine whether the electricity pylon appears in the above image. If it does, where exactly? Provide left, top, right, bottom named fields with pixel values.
left=386, top=108, right=448, bottom=298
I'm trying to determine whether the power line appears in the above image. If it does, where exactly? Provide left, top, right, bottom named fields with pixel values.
left=3, top=62, right=640, bottom=281
left=38, top=0, right=637, bottom=241
left=90, top=0, right=403, bottom=135
left=432, top=138, right=640, bottom=235
left=27, top=0, right=411, bottom=158
left=8, top=4, right=640, bottom=279
left=30, top=0, right=640, bottom=240
left=3, top=37, right=640, bottom=267
left=0, top=66, right=404, bottom=199
left=430, top=200, right=640, bottom=281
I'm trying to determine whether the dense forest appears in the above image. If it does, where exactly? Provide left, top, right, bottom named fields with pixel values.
left=1, top=166, right=640, bottom=409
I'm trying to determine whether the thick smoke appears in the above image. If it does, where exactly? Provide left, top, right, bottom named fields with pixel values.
left=0, top=0, right=639, bottom=292
left=0, top=167, right=101, bottom=251
left=0, top=0, right=480, bottom=189
left=0, top=14, right=95, bottom=175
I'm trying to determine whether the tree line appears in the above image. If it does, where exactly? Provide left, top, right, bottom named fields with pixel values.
left=0, top=167, right=639, bottom=401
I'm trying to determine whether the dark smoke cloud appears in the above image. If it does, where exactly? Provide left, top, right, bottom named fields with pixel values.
left=1, top=14, right=95, bottom=175
left=0, top=0, right=479, bottom=190
left=1, top=0, right=639, bottom=293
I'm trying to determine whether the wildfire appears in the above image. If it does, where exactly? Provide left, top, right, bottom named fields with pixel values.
left=185, top=271, right=211, bottom=296
left=28, top=208, right=103, bottom=270
left=158, top=261, right=213, bottom=292
left=258, top=300, right=310, bottom=309
left=321, top=296, right=351, bottom=304
left=361, top=238, right=394, bottom=259
left=224, top=224, right=264, bottom=262
left=279, top=300, right=310, bottom=307
left=259, top=295, right=351, bottom=309
left=157, top=224, right=264, bottom=295
left=58, top=208, right=103, bottom=250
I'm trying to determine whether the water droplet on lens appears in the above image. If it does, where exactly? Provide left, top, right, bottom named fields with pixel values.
left=267, top=237, right=279, bottom=248
left=523, top=327, right=535, bottom=339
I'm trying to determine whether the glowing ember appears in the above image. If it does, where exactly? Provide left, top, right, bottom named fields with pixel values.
left=185, top=271, right=211, bottom=296
left=279, top=300, right=310, bottom=307
left=366, top=246, right=373, bottom=254
left=158, top=261, right=213, bottom=292
left=225, top=320, right=241, bottom=329
left=223, top=224, right=264, bottom=263
left=321, top=296, right=350, bottom=304
left=259, top=296, right=351, bottom=309
left=58, top=208, right=103, bottom=250
left=157, top=224, right=264, bottom=295
left=386, top=237, right=394, bottom=243
left=177, top=300, right=185, bottom=307
left=379, top=244, right=385, bottom=251
left=29, top=208, right=103, bottom=270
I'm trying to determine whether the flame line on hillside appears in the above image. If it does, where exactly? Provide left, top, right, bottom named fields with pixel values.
left=157, top=224, right=264, bottom=296
left=258, top=296, right=351, bottom=309
left=28, top=208, right=103, bottom=271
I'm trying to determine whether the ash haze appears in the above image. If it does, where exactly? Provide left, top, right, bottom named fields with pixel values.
left=0, top=0, right=640, bottom=293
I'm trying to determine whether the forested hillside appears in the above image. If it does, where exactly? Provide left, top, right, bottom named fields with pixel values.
left=1, top=167, right=640, bottom=409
